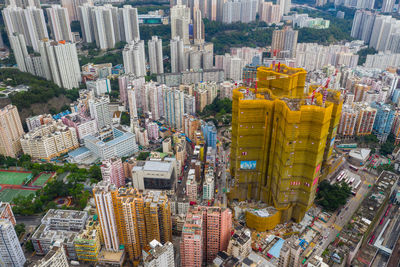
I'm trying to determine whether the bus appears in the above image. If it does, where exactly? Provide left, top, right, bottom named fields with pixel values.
left=336, top=171, right=344, bottom=181
left=337, top=170, right=347, bottom=182
left=369, top=235, right=375, bottom=244
left=385, top=204, right=392, bottom=217
left=349, top=177, right=355, bottom=185
left=351, top=180, right=361, bottom=195
left=349, top=165, right=359, bottom=172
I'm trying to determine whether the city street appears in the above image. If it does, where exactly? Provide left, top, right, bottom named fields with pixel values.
left=15, top=215, right=42, bottom=227
left=314, top=171, right=376, bottom=257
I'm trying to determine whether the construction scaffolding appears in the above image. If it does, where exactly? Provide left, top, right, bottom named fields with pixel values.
left=229, top=64, right=342, bottom=223
left=74, top=216, right=102, bottom=262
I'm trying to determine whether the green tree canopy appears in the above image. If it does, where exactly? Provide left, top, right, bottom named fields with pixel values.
left=316, top=180, right=352, bottom=211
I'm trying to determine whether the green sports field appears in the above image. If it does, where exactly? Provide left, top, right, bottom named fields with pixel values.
left=0, top=189, right=35, bottom=202
left=0, top=171, right=32, bottom=185
left=32, top=173, right=53, bottom=186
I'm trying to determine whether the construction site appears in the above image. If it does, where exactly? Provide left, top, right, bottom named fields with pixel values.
left=228, top=64, right=343, bottom=224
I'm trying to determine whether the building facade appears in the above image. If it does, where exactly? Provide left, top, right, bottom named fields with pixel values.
left=229, top=65, right=342, bottom=223
left=0, top=105, right=24, bottom=158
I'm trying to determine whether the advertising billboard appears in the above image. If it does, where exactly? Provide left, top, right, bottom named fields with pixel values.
left=240, top=161, right=257, bottom=170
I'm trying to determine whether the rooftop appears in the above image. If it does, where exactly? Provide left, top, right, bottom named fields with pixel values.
left=42, top=209, right=88, bottom=221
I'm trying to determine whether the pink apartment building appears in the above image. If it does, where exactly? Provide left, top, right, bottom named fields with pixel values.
left=180, top=206, right=232, bottom=266
left=100, top=157, right=125, bottom=188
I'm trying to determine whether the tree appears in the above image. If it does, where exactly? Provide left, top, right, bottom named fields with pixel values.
left=380, top=133, right=397, bottom=156
left=145, top=73, right=157, bottom=82
left=14, top=223, right=25, bottom=237
left=70, top=21, right=82, bottom=35
left=137, top=152, right=150, bottom=160
left=316, top=180, right=352, bottom=211
left=88, top=165, right=102, bottom=182
left=25, top=240, right=34, bottom=252
left=121, top=112, right=130, bottom=126
left=114, top=41, right=127, bottom=49
left=357, top=47, right=378, bottom=65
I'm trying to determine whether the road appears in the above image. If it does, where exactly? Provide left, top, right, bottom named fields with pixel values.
left=314, top=172, right=375, bottom=257
left=175, top=140, right=193, bottom=200
left=15, top=215, right=42, bottom=227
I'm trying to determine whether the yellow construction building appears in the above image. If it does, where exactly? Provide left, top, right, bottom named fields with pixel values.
left=111, top=188, right=172, bottom=263
left=229, top=65, right=342, bottom=224
left=74, top=215, right=102, bottom=262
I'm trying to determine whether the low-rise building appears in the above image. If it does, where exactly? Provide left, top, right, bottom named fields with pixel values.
left=278, top=236, right=302, bottom=267
left=132, top=158, right=177, bottom=190
left=186, top=171, right=197, bottom=202
left=41, top=209, right=88, bottom=231
left=203, top=174, right=214, bottom=201
left=84, top=127, right=139, bottom=160
left=74, top=216, right=101, bottom=262
left=227, top=227, right=252, bottom=260
left=31, top=224, right=79, bottom=259
left=32, top=209, right=88, bottom=259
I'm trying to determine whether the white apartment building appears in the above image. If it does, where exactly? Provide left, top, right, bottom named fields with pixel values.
left=39, top=39, right=81, bottom=89
left=89, top=96, right=112, bottom=129
left=2, top=5, right=48, bottom=52
left=170, top=37, right=185, bottom=73
left=123, top=40, right=146, bottom=77
left=93, top=181, right=120, bottom=251
left=41, top=209, right=88, bottom=231
left=86, top=78, right=111, bottom=96
left=163, top=87, right=184, bottom=129
left=119, top=5, right=140, bottom=42
left=0, top=219, right=26, bottom=267
left=46, top=5, right=73, bottom=42
left=20, top=120, right=79, bottom=160
left=170, top=3, right=190, bottom=44
left=186, top=171, right=197, bottom=202
left=136, top=128, right=149, bottom=146
left=78, top=4, right=140, bottom=49
left=148, top=36, right=164, bottom=74
left=61, top=0, right=92, bottom=22
left=127, top=87, right=138, bottom=119
left=203, top=173, right=215, bottom=200
left=227, top=228, right=252, bottom=259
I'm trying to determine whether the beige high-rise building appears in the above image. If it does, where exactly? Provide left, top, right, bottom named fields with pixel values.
left=0, top=105, right=24, bottom=158
left=259, top=2, right=281, bottom=24
left=112, top=188, right=172, bottom=262
left=271, top=27, right=298, bottom=58
left=61, top=0, right=92, bottom=21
